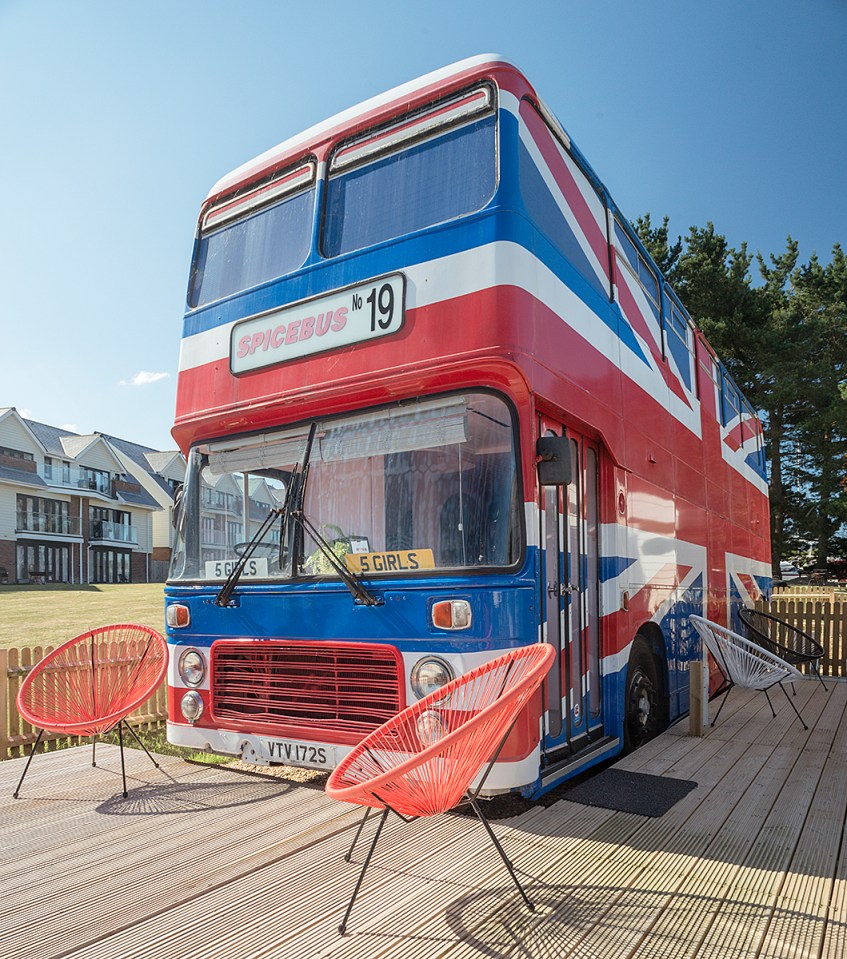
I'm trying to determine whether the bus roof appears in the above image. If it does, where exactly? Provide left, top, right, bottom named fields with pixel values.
left=207, top=54, right=529, bottom=201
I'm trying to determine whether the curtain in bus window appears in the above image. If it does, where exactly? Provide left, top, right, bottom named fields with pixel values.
left=190, top=187, right=315, bottom=308
left=322, top=114, right=496, bottom=258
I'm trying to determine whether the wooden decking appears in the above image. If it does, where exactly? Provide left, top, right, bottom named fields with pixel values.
left=3, top=680, right=847, bottom=958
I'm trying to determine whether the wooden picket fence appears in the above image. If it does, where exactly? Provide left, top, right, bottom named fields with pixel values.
left=0, top=643, right=168, bottom=761
left=756, top=594, right=847, bottom=678
left=2, top=593, right=845, bottom=762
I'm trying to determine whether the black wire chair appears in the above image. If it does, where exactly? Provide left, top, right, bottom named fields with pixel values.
left=738, top=607, right=827, bottom=691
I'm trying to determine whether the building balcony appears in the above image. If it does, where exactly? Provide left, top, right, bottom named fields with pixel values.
left=16, top=512, right=82, bottom=537
left=90, top=520, right=137, bottom=544
left=77, top=477, right=114, bottom=496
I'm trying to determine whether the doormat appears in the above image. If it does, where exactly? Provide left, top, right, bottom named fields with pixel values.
left=562, top=768, right=698, bottom=817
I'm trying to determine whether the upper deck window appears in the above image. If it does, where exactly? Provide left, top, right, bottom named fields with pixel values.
left=614, top=220, right=660, bottom=313
left=664, top=293, right=696, bottom=392
left=322, top=85, right=497, bottom=258
left=189, top=161, right=316, bottom=309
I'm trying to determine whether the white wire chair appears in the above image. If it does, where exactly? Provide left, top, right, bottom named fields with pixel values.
left=689, top=615, right=807, bottom=729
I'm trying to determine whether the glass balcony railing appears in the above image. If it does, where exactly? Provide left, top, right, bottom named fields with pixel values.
left=77, top=476, right=113, bottom=495
left=90, top=520, right=137, bottom=543
left=16, top=512, right=81, bottom=536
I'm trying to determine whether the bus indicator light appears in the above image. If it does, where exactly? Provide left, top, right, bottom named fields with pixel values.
left=432, top=600, right=472, bottom=631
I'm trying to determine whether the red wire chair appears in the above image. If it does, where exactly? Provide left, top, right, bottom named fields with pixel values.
left=325, top=643, right=555, bottom=934
left=13, top=624, right=168, bottom=799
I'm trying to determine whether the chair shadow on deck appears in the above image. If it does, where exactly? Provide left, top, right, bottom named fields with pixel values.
left=94, top=772, right=296, bottom=816
left=437, top=878, right=845, bottom=959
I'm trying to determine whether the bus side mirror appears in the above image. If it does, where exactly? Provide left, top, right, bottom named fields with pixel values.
left=536, top=436, right=571, bottom=486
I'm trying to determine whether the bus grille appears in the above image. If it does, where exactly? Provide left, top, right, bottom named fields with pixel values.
left=210, top=640, right=403, bottom=742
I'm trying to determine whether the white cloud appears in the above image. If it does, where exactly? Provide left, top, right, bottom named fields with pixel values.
left=60, top=423, right=80, bottom=433
left=120, top=371, right=171, bottom=387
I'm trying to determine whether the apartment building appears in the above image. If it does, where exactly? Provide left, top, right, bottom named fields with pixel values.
left=0, top=408, right=178, bottom=584
left=101, top=433, right=186, bottom=580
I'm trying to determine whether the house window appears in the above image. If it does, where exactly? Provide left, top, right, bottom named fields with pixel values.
left=16, top=543, right=70, bottom=583
left=17, top=495, right=70, bottom=534
left=44, top=457, right=53, bottom=480
left=90, top=548, right=132, bottom=584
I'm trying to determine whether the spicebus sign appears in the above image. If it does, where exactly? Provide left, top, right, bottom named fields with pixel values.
left=230, top=273, right=405, bottom=374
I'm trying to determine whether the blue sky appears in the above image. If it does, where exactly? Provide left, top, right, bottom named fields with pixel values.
left=2, top=0, right=845, bottom=451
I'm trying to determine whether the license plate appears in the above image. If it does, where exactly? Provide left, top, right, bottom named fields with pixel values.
left=204, top=557, right=268, bottom=580
left=263, top=738, right=331, bottom=769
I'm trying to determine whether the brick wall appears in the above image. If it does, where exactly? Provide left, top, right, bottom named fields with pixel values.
left=131, top=551, right=147, bottom=583
left=0, top=539, right=15, bottom=581
left=0, top=453, right=37, bottom=473
left=113, top=479, right=142, bottom=495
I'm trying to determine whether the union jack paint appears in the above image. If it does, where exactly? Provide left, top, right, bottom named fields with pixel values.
left=166, top=56, right=770, bottom=797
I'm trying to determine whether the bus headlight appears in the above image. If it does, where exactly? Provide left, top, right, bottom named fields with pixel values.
left=180, top=691, right=204, bottom=723
left=178, top=649, right=206, bottom=687
left=410, top=656, right=454, bottom=700
left=416, top=709, right=447, bottom=746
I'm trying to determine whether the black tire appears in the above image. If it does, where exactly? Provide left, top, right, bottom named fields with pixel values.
left=623, top=637, right=665, bottom=752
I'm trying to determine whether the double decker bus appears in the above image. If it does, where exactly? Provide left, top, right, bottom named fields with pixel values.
left=166, top=56, right=770, bottom=797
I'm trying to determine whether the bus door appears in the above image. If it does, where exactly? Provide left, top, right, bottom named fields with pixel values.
left=539, top=421, right=603, bottom=758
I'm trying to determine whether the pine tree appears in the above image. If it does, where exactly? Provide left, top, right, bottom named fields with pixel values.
left=633, top=219, right=847, bottom=575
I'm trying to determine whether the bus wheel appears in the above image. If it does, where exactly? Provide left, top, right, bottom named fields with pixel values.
left=624, top=637, right=662, bottom=752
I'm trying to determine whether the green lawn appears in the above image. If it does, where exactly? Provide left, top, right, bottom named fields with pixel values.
left=0, top=583, right=167, bottom=649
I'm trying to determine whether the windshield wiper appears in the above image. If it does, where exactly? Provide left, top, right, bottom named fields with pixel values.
left=294, top=512, right=382, bottom=606
left=214, top=421, right=380, bottom=608
left=287, top=424, right=380, bottom=606
left=214, top=423, right=318, bottom=608
left=214, top=505, right=281, bottom=607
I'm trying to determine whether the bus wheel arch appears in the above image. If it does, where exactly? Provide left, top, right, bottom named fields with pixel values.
left=623, top=624, right=668, bottom=752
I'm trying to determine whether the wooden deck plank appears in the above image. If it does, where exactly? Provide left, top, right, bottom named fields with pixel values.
left=624, top=681, right=847, bottom=959
left=684, top=682, right=846, bottom=959
left=2, top=681, right=846, bottom=959
left=400, top=724, right=764, bottom=958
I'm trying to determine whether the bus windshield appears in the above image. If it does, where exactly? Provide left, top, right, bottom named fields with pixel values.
left=169, top=392, right=521, bottom=582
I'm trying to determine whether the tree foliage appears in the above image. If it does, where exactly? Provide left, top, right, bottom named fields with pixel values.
left=635, top=218, right=847, bottom=573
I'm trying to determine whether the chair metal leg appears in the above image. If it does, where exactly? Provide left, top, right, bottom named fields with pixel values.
left=339, top=807, right=389, bottom=935
left=344, top=807, right=372, bottom=863
left=121, top=721, right=160, bottom=769
left=92, top=735, right=97, bottom=767
left=118, top=722, right=128, bottom=798
left=812, top=662, right=828, bottom=691
left=778, top=683, right=808, bottom=730
left=763, top=688, right=777, bottom=718
left=710, top=684, right=732, bottom=726
left=13, top=729, right=45, bottom=798
left=468, top=795, right=535, bottom=912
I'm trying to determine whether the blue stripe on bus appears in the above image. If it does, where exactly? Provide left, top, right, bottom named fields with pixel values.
left=517, top=139, right=609, bottom=301
left=181, top=212, right=650, bottom=371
